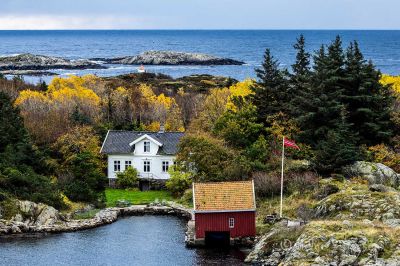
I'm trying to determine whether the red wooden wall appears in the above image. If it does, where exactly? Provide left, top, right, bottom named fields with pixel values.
left=195, top=211, right=256, bottom=238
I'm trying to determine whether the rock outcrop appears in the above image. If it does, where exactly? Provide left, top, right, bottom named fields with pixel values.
left=0, top=200, right=192, bottom=235
left=0, top=53, right=104, bottom=71
left=96, top=51, right=244, bottom=65
left=247, top=176, right=400, bottom=265
left=344, top=161, right=400, bottom=188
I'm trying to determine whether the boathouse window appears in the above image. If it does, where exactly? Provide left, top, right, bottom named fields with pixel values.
left=144, top=141, right=150, bottom=152
left=114, top=160, right=121, bottom=172
left=125, top=160, right=132, bottom=169
left=143, top=160, right=151, bottom=172
left=229, top=218, right=235, bottom=228
left=162, top=161, right=169, bottom=172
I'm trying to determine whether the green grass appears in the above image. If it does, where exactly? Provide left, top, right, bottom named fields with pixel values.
left=73, top=209, right=100, bottom=220
left=105, top=189, right=174, bottom=207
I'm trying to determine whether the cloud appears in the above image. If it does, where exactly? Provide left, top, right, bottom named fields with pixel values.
left=0, top=15, right=146, bottom=30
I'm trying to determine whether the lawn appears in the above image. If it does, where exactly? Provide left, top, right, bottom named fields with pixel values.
left=105, top=189, right=174, bottom=207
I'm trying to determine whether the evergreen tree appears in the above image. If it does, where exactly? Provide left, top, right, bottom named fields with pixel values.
left=0, top=92, right=37, bottom=168
left=295, top=39, right=346, bottom=148
left=314, top=111, right=360, bottom=174
left=343, top=41, right=394, bottom=145
left=290, top=35, right=312, bottom=120
left=251, top=49, right=289, bottom=123
left=291, top=35, right=311, bottom=84
left=0, top=92, right=63, bottom=208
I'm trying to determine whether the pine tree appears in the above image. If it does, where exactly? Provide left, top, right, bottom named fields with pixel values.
left=343, top=41, right=394, bottom=145
left=314, top=110, right=360, bottom=174
left=251, top=49, right=289, bottom=123
left=295, top=39, right=346, bottom=148
left=292, top=35, right=311, bottom=82
left=0, top=92, right=34, bottom=167
left=290, top=35, right=311, bottom=119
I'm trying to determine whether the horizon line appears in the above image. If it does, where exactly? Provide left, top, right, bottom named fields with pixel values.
left=1, top=28, right=400, bottom=31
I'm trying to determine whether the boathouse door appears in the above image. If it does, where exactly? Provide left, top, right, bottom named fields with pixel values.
left=204, top=231, right=230, bottom=247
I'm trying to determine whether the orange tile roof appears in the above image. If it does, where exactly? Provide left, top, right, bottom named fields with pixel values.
left=193, top=180, right=255, bottom=212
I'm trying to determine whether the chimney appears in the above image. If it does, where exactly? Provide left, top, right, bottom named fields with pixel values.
left=159, top=125, right=165, bottom=133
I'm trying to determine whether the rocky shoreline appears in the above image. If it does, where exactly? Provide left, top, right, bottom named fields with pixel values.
left=0, top=51, right=244, bottom=75
left=0, top=53, right=104, bottom=72
left=94, top=51, right=244, bottom=65
left=0, top=201, right=192, bottom=236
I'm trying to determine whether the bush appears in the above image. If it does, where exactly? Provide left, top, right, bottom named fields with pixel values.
left=367, top=144, right=400, bottom=173
left=253, top=171, right=320, bottom=198
left=0, top=167, right=64, bottom=209
left=116, top=167, right=139, bottom=189
left=61, top=152, right=107, bottom=204
left=253, top=171, right=281, bottom=197
left=166, top=166, right=192, bottom=196
left=179, top=188, right=193, bottom=206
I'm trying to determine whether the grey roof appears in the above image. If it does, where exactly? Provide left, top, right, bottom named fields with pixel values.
left=100, top=130, right=184, bottom=155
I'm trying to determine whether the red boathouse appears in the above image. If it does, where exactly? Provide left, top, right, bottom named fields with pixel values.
left=192, top=180, right=256, bottom=245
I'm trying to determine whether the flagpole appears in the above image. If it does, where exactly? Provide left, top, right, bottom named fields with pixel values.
left=280, top=136, right=285, bottom=218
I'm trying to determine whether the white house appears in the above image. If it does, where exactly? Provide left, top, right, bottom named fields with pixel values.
left=100, top=129, right=184, bottom=190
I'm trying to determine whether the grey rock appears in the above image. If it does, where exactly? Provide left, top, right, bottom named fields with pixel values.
left=97, top=51, right=244, bottom=65
left=0, top=53, right=104, bottom=71
left=345, top=161, right=400, bottom=188
left=370, top=184, right=397, bottom=193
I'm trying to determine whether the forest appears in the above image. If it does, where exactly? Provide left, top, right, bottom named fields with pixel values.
left=0, top=35, right=399, bottom=209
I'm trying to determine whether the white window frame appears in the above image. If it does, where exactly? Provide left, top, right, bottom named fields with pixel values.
left=229, top=218, right=235, bottom=228
left=144, top=141, right=151, bottom=153
left=114, top=160, right=121, bottom=172
left=162, top=161, right=169, bottom=172
left=143, top=160, right=151, bottom=173
left=125, top=160, right=132, bottom=169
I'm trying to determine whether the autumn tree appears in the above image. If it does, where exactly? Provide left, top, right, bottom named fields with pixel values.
left=0, top=92, right=63, bottom=208
left=53, top=126, right=107, bottom=204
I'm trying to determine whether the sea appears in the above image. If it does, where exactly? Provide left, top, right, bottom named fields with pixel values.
left=0, top=30, right=399, bottom=83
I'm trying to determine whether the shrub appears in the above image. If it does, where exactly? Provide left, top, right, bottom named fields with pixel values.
left=253, top=171, right=320, bottom=198
left=179, top=188, right=193, bottom=206
left=166, top=166, right=192, bottom=196
left=367, top=144, right=400, bottom=173
left=253, top=171, right=282, bottom=197
left=116, top=167, right=139, bottom=189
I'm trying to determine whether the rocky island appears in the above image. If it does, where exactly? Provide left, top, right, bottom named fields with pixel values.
left=94, top=51, right=244, bottom=65
left=0, top=53, right=104, bottom=72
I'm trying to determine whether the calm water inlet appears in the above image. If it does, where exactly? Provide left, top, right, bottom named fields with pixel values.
left=0, top=215, right=245, bottom=266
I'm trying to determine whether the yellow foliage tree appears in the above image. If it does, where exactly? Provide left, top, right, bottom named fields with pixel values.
left=226, top=79, right=255, bottom=110
left=15, top=75, right=102, bottom=144
left=381, top=75, right=400, bottom=99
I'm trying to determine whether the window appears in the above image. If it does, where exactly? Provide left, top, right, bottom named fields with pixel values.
left=229, top=218, right=235, bottom=228
left=162, top=161, right=169, bottom=172
left=144, top=141, right=150, bottom=153
left=125, top=160, right=132, bottom=169
left=143, top=160, right=151, bottom=172
left=114, top=160, right=121, bottom=172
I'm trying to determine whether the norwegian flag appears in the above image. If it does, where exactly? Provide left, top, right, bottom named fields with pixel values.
left=284, top=137, right=300, bottom=150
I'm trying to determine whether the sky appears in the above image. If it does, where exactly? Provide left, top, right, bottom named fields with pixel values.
left=1, top=0, right=400, bottom=30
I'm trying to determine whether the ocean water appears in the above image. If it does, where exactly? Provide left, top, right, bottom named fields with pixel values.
left=0, top=30, right=399, bottom=82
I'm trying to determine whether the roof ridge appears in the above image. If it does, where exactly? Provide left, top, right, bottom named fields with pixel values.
left=107, top=130, right=184, bottom=134
left=194, top=180, right=252, bottom=185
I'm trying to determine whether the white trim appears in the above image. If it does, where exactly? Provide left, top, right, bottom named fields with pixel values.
left=129, top=134, right=163, bottom=147
left=194, top=209, right=256, bottom=214
left=229, top=217, right=235, bottom=228
left=99, top=130, right=110, bottom=153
